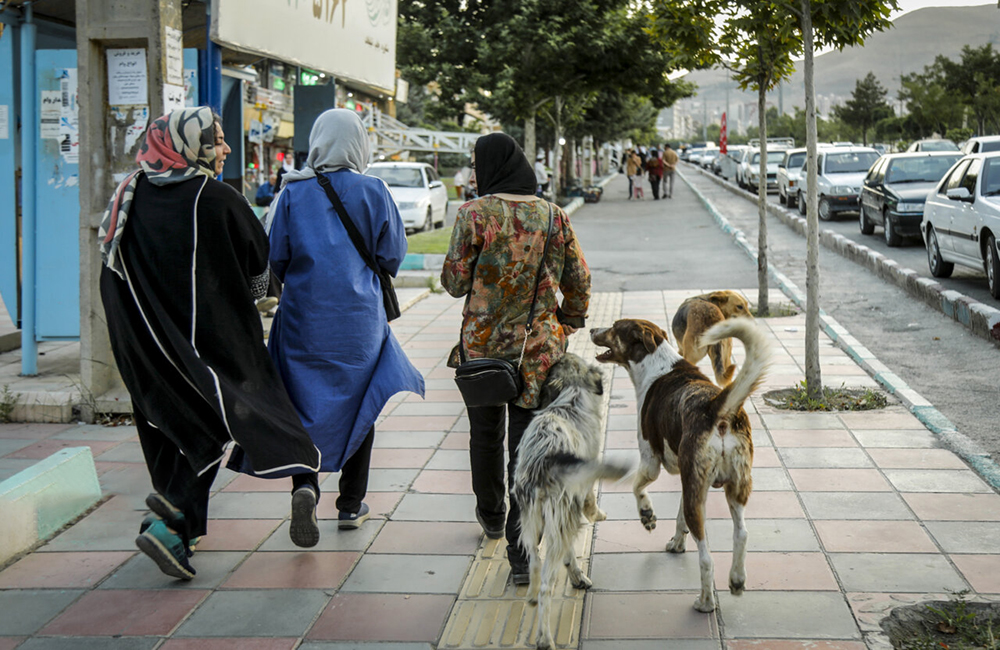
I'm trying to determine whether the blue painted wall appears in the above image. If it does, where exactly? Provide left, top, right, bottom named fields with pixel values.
left=0, top=28, right=17, bottom=327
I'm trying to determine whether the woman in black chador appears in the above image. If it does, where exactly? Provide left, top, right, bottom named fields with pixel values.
left=99, top=107, right=322, bottom=580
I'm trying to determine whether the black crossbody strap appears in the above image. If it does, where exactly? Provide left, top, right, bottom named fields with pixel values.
left=315, top=173, right=379, bottom=275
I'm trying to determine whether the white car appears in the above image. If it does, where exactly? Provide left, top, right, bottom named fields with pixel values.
left=795, top=146, right=881, bottom=221
left=961, top=135, right=1000, bottom=155
left=921, top=152, right=1000, bottom=298
left=777, top=148, right=808, bottom=208
left=365, top=162, right=449, bottom=232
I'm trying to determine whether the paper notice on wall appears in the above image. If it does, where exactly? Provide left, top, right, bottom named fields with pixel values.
left=107, top=48, right=148, bottom=105
left=164, top=26, right=184, bottom=86
left=40, top=91, right=61, bottom=139
left=0, top=105, right=8, bottom=139
left=163, top=83, right=185, bottom=114
left=59, top=68, right=79, bottom=164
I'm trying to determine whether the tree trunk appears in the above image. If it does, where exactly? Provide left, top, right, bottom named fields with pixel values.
left=567, top=138, right=577, bottom=186
left=524, top=114, right=537, bottom=163
left=551, top=95, right=563, bottom=199
left=802, top=0, right=823, bottom=400
left=756, top=85, right=770, bottom=317
left=583, top=136, right=593, bottom=185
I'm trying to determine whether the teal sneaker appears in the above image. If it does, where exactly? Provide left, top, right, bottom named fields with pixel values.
left=139, top=515, right=199, bottom=556
left=135, top=518, right=196, bottom=580
left=144, top=494, right=198, bottom=556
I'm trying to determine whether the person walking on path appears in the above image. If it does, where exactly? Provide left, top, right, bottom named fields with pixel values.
left=625, top=149, right=644, bottom=199
left=441, top=132, right=591, bottom=584
left=267, top=108, right=425, bottom=531
left=661, top=143, right=679, bottom=199
left=646, top=149, right=664, bottom=200
left=98, top=107, right=323, bottom=581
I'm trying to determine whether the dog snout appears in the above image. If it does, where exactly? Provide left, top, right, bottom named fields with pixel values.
left=589, top=327, right=608, bottom=342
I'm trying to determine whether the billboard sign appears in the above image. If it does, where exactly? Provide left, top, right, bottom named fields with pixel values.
left=211, top=0, right=397, bottom=94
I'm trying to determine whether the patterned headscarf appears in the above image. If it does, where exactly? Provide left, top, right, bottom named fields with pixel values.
left=99, top=107, right=219, bottom=278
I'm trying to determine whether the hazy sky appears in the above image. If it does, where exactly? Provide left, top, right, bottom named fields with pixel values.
left=893, top=0, right=994, bottom=18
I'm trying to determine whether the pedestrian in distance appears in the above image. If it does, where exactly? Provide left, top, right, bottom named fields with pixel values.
left=662, top=143, right=679, bottom=199
left=267, top=108, right=425, bottom=531
left=534, top=152, right=549, bottom=197
left=98, top=107, right=323, bottom=581
left=255, top=172, right=278, bottom=207
left=646, top=149, right=664, bottom=200
left=441, top=132, right=592, bottom=585
left=454, top=164, right=472, bottom=201
left=626, top=149, right=644, bottom=199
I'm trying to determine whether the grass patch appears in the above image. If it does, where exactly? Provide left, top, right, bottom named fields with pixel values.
left=0, top=383, right=18, bottom=422
left=407, top=227, right=453, bottom=255
left=881, top=591, right=1000, bottom=649
left=764, top=381, right=888, bottom=412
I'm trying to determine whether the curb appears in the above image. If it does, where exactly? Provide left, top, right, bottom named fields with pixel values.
left=680, top=169, right=1000, bottom=493
left=694, top=166, right=1000, bottom=347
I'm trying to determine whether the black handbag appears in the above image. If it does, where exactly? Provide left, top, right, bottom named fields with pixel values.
left=316, top=173, right=401, bottom=321
left=454, top=204, right=553, bottom=408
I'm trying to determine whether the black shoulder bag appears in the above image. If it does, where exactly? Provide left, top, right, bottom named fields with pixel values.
left=315, top=173, right=401, bottom=321
left=453, top=204, right=554, bottom=408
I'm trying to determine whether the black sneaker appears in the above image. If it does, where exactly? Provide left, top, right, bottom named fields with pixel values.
left=508, top=544, right=530, bottom=585
left=475, top=507, right=505, bottom=540
left=290, top=486, right=320, bottom=547
left=338, top=502, right=370, bottom=530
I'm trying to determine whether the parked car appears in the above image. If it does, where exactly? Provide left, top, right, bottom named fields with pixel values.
left=960, top=135, right=1000, bottom=155
left=795, top=146, right=881, bottom=220
left=699, top=149, right=721, bottom=170
left=777, top=148, right=808, bottom=208
left=718, top=145, right=748, bottom=181
left=681, top=142, right=710, bottom=162
left=906, top=139, right=960, bottom=152
left=365, top=162, right=449, bottom=232
left=736, top=148, right=754, bottom=188
left=859, top=151, right=962, bottom=246
left=921, top=152, right=1000, bottom=298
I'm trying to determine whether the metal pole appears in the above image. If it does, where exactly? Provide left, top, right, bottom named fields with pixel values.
left=198, top=1, right=222, bottom=113
left=20, top=2, right=37, bottom=375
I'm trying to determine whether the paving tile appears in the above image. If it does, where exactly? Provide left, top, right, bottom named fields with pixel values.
left=300, top=644, right=435, bottom=650
left=223, top=552, right=359, bottom=589
left=308, top=593, right=454, bottom=641
left=341, top=554, right=471, bottom=594
left=378, top=415, right=458, bottom=431
left=314, top=491, right=401, bottom=520
left=838, top=411, right=922, bottom=429
left=438, top=430, right=470, bottom=450
left=830, top=554, right=969, bottom=592
left=760, top=413, right=844, bottom=430
left=392, top=493, right=478, bottom=522
left=590, top=551, right=703, bottom=591
left=850, top=430, right=938, bottom=448
left=752, top=446, right=781, bottom=468
left=221, top=474, right=294, bottom=492
left=769, top=430, right=858, bottom=448
left=950, top=555, right=1000, bottom=594
left=583, top=642, right=718, bottom=650
left=584, top=592, right=719, bottom=639
left=93, top=441, right=145, bottom=462
left=425, top=449, right=471, bottom=470
left=320, top=468, right=419, bottom=493
left=174, top=589, right=330, bottom=637
left=748, top=467, right=791, bottom=491
left=99, top=551, right=248, bottom=590
left=902, top=493, right=1000, bottom=521
left=594, top=519, right=819, bottom=554
left=814, top=520, right=938, bottom=553
left=159, top=640, right=298, bottom=650
left=52, top=424, right=139, bottom=441
left=38, top=498, right=142, bottom=552
left=0, top=590, right=83, bottom=635
left=779, top=448, right=873, bottom=469
left=16, top=639, right=160, bottom=650
left=370, top=447, right=434, bottom=468
left=599, top=470, right=679, bottom=493
left=800, top=492, right=913, bottom=520
left=726, top=641, right=866, bottom=649
left=0, top=551, right=134, bottom=588
left=260, top=519, right=382, bottom=552
left=716, top=591, right=860, bottom=639
left=0, top=439, right=36, bottom=457
left=866, top=448, right=968, bottom=470
left=712, top=552, right=838, bottom=590
left=6, top=438, right=118, bottom=459
left=195, top=519, right=282, bottom=551
left=367, top=521, right=483, bottom=555
left=389, top=402, right=465, bottom=416
left=41, top=589, right=208, bottom=636
left=95, top=462, right=154, bottom=498
left=410, top=469, right=474, bottom=493
left=882, top=469, right=994, bottom=493
left=0, top=639, right=25, bottom=650
left=787, top=469, right=890, bottom=492
left=0, top=422, right=74, bottom=439
left=372, top=431, right=448, bottom=448
left=0, top=457, right=37, bottom=481
left=925, top=521, right=1000, bottom=554
left=206, top=492, right=291, bottom=518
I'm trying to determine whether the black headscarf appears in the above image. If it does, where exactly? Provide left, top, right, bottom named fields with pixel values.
left=474, top=132, right=538, bottom=196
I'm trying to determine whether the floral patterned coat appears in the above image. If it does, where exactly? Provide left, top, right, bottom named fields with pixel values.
left=441, top=196, right=591, bottom=409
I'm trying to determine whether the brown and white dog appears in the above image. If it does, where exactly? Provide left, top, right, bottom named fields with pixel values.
left=590, top=317, right=769, bottom=613
left=671, top=290, right=752, bottom=386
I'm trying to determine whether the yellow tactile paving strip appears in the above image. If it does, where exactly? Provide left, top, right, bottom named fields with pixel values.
left=437, top=292, right=622, bottom=650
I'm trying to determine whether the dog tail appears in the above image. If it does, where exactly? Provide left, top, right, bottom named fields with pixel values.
left=548, top=453, right=632, bottom=495
left=700, top=317, right=770, bottom=419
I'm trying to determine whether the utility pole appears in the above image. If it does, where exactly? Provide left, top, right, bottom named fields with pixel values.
left=726, top=70, right=730, bottom=136
left=703, top=96, right=708, bottom=140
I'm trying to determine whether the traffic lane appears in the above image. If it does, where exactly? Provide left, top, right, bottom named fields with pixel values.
left=683, top=169, right=1000, bottom=464
left=569, top=174, right=773, bottom=293
left=695, top=163, right=996, bottom=306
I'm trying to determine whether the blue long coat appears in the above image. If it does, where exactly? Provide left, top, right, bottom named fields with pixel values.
left=267, top=169, right=425, bottom=471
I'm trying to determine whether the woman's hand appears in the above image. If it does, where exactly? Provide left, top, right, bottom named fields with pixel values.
left=563, top=325, right=579, bottom=335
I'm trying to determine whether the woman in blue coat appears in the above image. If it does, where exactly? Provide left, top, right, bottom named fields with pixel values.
left=267, top=109, right=425, bottom=529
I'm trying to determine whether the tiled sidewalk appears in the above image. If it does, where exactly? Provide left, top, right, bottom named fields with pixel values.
left=1, top=290, right=999, bottom=650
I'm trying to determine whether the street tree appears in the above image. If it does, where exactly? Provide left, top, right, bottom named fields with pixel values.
left=649, top=0, right=801, bottom=317
left=832, top=71, right=893, bottom=145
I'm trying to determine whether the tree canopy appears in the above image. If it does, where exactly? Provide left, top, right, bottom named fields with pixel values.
left=832, top=72, right=893, bottom=145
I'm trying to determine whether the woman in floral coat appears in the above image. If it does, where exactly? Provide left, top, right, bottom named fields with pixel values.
left=441, top=132, right=591, bottom=584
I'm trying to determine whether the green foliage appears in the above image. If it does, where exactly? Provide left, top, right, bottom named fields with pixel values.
left=832, top=72, right=893, bottom=145
left=0, top=383, right=17, bottom=423
left=765, top=381, right=888, bottom=412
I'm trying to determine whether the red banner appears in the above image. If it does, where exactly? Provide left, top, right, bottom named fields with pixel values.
left=720, top=112, right=728, bottom=154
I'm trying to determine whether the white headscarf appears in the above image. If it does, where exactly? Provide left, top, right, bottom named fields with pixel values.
left=280, top=108, right=370, bottom=188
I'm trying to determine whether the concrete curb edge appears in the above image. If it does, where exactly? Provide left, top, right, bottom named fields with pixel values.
left=680, top=170, right=1000, bottom=493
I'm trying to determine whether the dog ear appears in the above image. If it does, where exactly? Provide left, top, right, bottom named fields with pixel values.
left=707, top=292, right=728, bottom=306
left=642, top=328, right=660, bottom=353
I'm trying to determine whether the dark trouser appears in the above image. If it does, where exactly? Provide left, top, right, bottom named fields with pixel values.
left=267, top=269, right=282, bottom=300
left=650, top=176, right=661, bottom=199
left=467, top=403, right=535, bottom=559
left=627, top=175, right=633, bottom=198
left=294, top=426, right=375, bottom=514
left=663, top=170, right=675, bottom=198
left=135, top=405, right=219, bottom=541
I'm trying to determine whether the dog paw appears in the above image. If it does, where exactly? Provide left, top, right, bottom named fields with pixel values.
left=591, top=508, right=608, bottom=522
left=536, top=640, right=553, bottom=650
left=571, top=574, right=593, bottom=590
left=693, top=596, right=717, bottom=613
left=639, top=508, right=657, bottom=531
left=664, top=537, right=687, bottom=553
left=729, top=579, right=745, bottom=595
